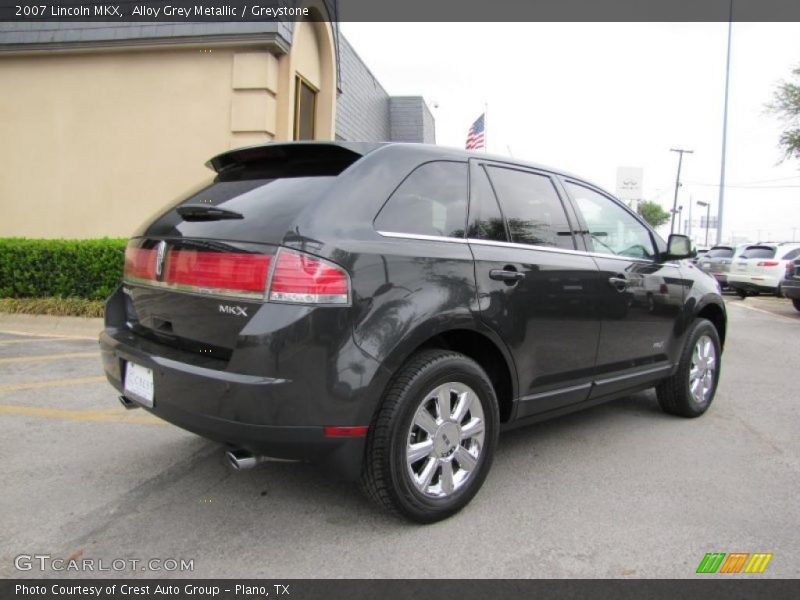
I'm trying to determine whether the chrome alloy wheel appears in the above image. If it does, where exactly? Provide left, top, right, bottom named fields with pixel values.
left=689, top=334, right=717, bottom=404
left=406, top=382, right=485, bottom=498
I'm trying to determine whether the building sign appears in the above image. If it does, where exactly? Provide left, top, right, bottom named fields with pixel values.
left=616, top=167, right=644, bottom=202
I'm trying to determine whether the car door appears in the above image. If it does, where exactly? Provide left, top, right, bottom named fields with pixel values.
left=561, top=180, right=685, bottom=398
left=467, top=160, right=601, bottom=418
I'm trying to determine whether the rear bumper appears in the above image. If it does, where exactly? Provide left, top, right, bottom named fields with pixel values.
left=727, top=273, right=780, bottom=292
left=99, top=327, right=366, bottom=480
left=780, top=279, right=800, bottom=300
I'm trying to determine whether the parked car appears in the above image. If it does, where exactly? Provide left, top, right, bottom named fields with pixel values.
left=727, top=243, right=800, bottom=298
left=780, top=258, right=800, bottom=311
left=99, top=142, right=727, bottom=522
left=697, top=244, right=752, bottom=289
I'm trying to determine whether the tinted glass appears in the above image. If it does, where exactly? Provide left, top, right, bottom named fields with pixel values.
left=375, top=161, right=468, bottom=238
left=566, top=182, right=656, bottom=259
left=485, top=166, right=574, bottom=249
left=781, top=248, right=800, bottom=260
left=468, top=165, right=508, bottom=241
left=740, top=246, right=776, bottom=259
left=705, top=247, right=734, bottom=258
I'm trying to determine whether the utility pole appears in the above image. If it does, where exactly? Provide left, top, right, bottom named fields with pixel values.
left=717, top=1, right=734, bottom=245
left=670, top=148, right=694, bottom=234
left=697, top=200, right=711, bottom=247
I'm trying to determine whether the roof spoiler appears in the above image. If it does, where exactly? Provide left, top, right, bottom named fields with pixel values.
left=205, top=141, right=385, bottom=174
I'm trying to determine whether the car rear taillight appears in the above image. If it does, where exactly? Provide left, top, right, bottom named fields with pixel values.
left=268, top=248, right=350, bottom=305
left=124, top=246, right=157, bottom=281
left=166, top=250, right=271, bottom=295
left=756, top=261, right=779, bottom=267
left=123, top=242, right=350, bottom=305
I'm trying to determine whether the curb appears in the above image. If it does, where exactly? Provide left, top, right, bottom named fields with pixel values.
left=0, top=313, right=103, bottom=339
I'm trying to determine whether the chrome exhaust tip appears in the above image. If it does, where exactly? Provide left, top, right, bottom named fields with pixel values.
left=118, top=395, right=139, bottom=410
left=225, top=449, right=262, bottom=471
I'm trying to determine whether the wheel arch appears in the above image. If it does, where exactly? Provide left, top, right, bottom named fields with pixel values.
left=696, top=297, right=727, bottom=348
left=374, top=324, right=518, bottom=424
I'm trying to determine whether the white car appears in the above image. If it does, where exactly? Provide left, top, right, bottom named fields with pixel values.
left=727, top=243, right=800, bottom=297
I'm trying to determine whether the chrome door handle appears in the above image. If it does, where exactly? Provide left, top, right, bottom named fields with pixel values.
left=489, top=269, right=525, bottom=282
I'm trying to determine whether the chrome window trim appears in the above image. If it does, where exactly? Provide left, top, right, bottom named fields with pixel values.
left=466, top=237, right=680, bottom=267
left=375, top=230, right=468, bottom=244
left=374, top=230, right=682, bottom=267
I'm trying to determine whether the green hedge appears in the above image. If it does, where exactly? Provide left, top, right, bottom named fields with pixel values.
left=0, top=238, right=127, bottom=300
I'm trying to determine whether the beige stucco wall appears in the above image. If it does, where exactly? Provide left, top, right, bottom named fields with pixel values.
left=0, top=23, right=336, bottom=239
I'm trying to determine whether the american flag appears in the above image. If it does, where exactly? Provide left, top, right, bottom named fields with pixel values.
left=465, top=113, right=485, bottom=151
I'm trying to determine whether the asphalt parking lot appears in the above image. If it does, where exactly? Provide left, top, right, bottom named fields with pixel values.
left=1, top=298, right=798, bottom=579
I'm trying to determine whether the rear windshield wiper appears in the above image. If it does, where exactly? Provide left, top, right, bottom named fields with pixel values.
left=176, top=204, right=244, bottom=221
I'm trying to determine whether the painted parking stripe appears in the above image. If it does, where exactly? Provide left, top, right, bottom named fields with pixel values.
left=0, top=329, right=97, bottom=341
left=727, top=301, right=800, bottom=324
left=0, top=352, right=98, bottom=364
left=0, top=404, right=164, bottom=426
left=0, top=337, right=73, bottom=345
left=0, top=376, right=106, bottom=392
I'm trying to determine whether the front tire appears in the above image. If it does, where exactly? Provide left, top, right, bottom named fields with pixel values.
left=793, top=298, right=800, bottom=312
left=656, top=319, right=721, bottom=418
left=361, top=349, right=499, bottom=523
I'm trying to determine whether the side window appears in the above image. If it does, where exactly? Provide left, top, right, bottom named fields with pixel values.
left=375, top=161, right=468, bottom=239
left=782, top=248, right=800, bottom=260
left=484, top=166, right=575, bottom=249
left=467, top=165, right=508, bottom=242
left=565, top=182, right=656, bottom=259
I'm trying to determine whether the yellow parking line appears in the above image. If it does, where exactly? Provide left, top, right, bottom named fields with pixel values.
left=0, top=352, right=98, bottom=364
left=0, top=337, right=71, bottom=345
left=0, top=329, right=96, bottom=341
left=727, top=301, right=800, bottom=324
left=0, top=404, right=165, bottom=426
left=0, top=376, right=106, bottom=392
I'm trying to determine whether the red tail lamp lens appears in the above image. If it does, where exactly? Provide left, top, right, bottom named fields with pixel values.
left=269, top=249, right=349, bottom=305
left=166, top=250, right=271, bottom=294
left=756, top=261, right=779, bottom=267
left=124, top=246, right=157, bottom=281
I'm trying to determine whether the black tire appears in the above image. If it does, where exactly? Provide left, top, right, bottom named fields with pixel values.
left=360, top=349, right=499, bottom=523
left=656, top=319, right=721, bottom=418
left=793, top=298, right=800, bottom=312
left=735, top=288, right=747, bottom=299
left=775, top=285, right=783, bottom=298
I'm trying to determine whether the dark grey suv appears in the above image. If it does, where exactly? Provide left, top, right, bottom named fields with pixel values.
left=100, top=142, right=727, bottom=522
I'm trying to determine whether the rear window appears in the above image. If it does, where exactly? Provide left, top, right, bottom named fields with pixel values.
left=705, top=247, right=734, bottom=258
left=375, top=161, right=468, bottom=239
left=780, top=248, right=800, bottom=260
left=740, top=246, right=776, bottom=259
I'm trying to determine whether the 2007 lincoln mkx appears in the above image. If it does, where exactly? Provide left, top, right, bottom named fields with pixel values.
left=100, top=142, right=726, bottom=522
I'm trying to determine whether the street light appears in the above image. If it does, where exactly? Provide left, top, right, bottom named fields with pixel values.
left=697, top=200, right=711, bottom=247
left=670, top=148, right=694, bottom=234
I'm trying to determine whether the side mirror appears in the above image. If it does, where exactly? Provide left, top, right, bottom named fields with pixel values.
left=662, top=234, right=695, bottom=261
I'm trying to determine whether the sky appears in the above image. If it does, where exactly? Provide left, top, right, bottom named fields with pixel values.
left=340, top=22, right=800, bottom=245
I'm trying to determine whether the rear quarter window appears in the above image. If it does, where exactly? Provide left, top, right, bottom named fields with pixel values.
left=374, top=161, right=468, bottom=239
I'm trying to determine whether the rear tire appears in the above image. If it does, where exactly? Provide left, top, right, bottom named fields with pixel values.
left=735, top=289, right=747, bottom=299
left=793, top=299, right=800, bottom=312
left=656, top=319, right=721, bottom=418
left=361, top=349, right=499, bottom=523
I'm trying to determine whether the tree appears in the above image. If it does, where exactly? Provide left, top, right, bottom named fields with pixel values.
left=637, top=201, right=671, bottom=228
left=768, top=64, right=800, bottom=162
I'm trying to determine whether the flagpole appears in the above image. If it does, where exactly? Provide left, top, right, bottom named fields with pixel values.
left=484, top=102, right=488, bottom=153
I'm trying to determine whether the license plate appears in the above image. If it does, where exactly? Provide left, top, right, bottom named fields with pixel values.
left=737, top=263, right=747, bottom=271
left=124, top=361, right=154, bottom=407
left=701, top=262, right=710, bottom=268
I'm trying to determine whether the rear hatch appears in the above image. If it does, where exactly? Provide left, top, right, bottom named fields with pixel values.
left=121, top=143, right=370, bottom=360
left=733, top=246, right=776, bottom=277
left=699, top=246, right=734, bottom=273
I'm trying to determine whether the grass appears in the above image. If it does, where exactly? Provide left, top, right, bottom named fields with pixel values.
left=0, top=297, right=105, bottom=318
